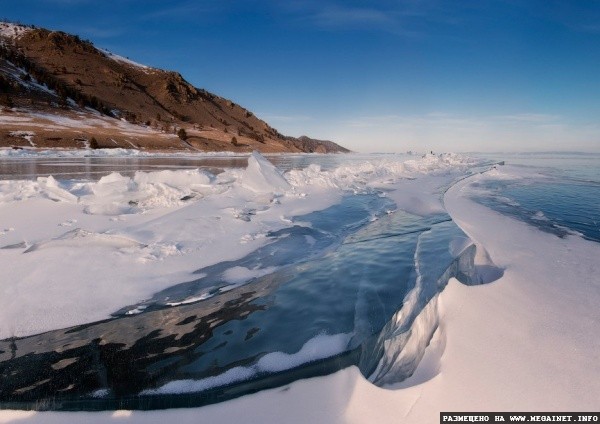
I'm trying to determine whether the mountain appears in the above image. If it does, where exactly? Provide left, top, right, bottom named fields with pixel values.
left=0, top=22, right=349, bottom=153
left=286, top=135, right=351, bottom=153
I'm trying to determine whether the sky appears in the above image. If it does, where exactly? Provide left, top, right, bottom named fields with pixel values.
left=2, top=0, right=600, bottom=152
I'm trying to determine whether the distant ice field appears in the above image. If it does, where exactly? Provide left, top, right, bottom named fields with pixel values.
left=468, top=152, right=600, bottom=243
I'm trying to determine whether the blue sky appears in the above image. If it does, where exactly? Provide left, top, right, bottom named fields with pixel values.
left=3, top=0, right=600, bottom=152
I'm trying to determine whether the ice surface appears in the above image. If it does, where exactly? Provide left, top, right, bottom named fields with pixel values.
left=0, top=147, right=243, bottom=158
left=2, top=153, right=599, bottom=422
left=0, top=151, right=499, bottom=414
left=24, top=229, right=144, bottom=253
left=0, top=151, right=484, bottom=339
left=221, top=265, right=278, bottom=284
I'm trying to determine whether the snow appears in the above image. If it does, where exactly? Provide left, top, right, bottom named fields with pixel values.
left=0, top=110, right=172, bottom=138
left=101, top=49, right=152, bottom=72
left=141, top=333, right=351, bottom=395
left=8, top=131, right=36, bottom=147
left=221, top=265, right=278, bottom=284
left=141, top=367, right=257, bottom=396
left=0, top=61, right=58, bottom=98
left=0, top=22, right=31, bottom=40
left=2, top=154, right=598, bottom=423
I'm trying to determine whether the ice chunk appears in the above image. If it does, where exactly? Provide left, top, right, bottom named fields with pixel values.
left=92, top=173, right=134, bottom=197
left=165, top=292, right=213, bottom=307
left=90, top=389, right=109, bottom=398
left=241, top=151, right=290, bottom=194
left=256, top=333, right=351, bottom=373
left=37, top=176, right=78, bottom=203
left=133, top=169, right=212, bottom=189
left=141, top=367, right=256, bottom=395
left=221, top=266, right=278, bottom=284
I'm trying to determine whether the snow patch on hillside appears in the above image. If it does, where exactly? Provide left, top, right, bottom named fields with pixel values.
left=0, top=109, right=172, bottom=138
left=101, top=48, right=152, bottom=72
left=0, top=22, right=31, bottom=40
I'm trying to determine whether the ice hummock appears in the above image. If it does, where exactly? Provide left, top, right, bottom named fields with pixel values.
left=242, top=151, right=291, bottom=194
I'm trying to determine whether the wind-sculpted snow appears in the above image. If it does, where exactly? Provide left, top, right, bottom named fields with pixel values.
left=0, top=151, right=499, bottom=410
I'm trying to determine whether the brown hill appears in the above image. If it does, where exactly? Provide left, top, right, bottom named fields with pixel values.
left=286, top=135, right=351, bottom=153
left=0, top=22, right=348, bottom=153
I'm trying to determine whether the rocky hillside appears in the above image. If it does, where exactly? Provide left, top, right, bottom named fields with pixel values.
left=286, top=136, right=351, bottom=153
left=0, top=22, right=348, bottom=153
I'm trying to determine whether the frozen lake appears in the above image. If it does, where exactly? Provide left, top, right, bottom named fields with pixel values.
left=1, top=150, right=597, bottom=412
left=0, top=152, right=391, bottom=180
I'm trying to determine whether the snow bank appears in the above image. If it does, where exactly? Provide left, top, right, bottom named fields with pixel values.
left=8, top=131, right=36, bottom=147
left=141, top=333, right=351, bottom=395
left=141, top=367, right=257, bottom=396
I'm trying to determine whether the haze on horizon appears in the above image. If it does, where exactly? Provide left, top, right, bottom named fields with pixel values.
left=3, top=0, right=600, bottom=153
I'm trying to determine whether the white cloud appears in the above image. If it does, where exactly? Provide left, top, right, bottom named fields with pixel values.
left=275, top=0, right=434, bottom=35
left=311, top=6, right=393, bottom=28
left=492, top=113, right=561, bottom=123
